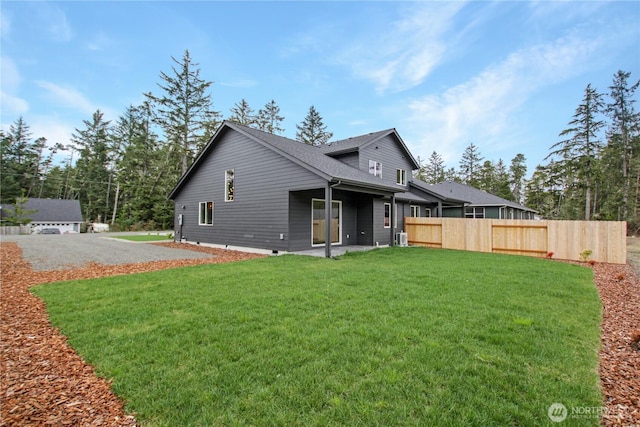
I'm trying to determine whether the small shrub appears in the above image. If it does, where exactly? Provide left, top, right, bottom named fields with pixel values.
left=579, top=249, right=593, bottom=262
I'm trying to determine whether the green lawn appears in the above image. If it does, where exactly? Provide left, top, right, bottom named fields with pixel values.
left=112, top=234, right=172, bottom=242
left=33, top=247, right=602, bottom=426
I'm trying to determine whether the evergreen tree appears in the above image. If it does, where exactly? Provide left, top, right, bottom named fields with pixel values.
left=111, top=103, right=162, bottom=227
left=256, top=100, right=285, bottom=134
left=296, top=105, right=333, bottom=146
left=509, top=153, right=527, bottom=204
left=458, top=143, right=483, bottom=187
left=145, top=50, right=218, bottom=175
left=478, top=160, right=496, bottom=192
left=72, top=110, right=112, bottom=222
left=228, top=99, right=256, bottom=126
left=493, top=159, right=514, bottom=201
left=3, top=195, right=38, bottom=226
left=1, top=118, right=33, bottom=203
left=547, top=84, right=605, bottom=220
left=606, top=70, right=640, bottom=221
left=424, top=151, right=445, bottom=184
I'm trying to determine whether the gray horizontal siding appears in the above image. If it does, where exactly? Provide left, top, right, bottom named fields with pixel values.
left=174, top=130, right=326, bottom=251
left=359, top=135, right=415, bottom=189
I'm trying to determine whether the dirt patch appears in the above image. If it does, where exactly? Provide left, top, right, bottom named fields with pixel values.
left=1, top=242, right=638, bottom=425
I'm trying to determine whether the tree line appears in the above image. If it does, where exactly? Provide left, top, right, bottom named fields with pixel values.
left=1, top=50, right=333, bottom=229
left=1, top=49, right=637, bottom=232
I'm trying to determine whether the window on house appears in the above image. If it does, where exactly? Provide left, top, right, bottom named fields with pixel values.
left=369, top=160, right=382, bottom=178
left=410, top=205, right=420, bottom=217
left=384, top=203, right=391, bottom=228
left=396, top=169, right=407, bottom=185
left=312, top=199, right=342, bottom=245
left=225, top=169, right=235, bottom=201
left=465, top=207, right=485, bottom=219
left=425, top=208, right=432, bottom=217
left=199, top=201, right=213, bottom=225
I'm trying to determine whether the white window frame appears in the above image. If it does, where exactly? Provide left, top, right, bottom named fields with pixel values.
left=225, top=169, right=235, bottom=202
left=396, top=169, right=407, bottom=186
left=465, top=206, right=485, bottom=219
left=410, top=205, right=420, bottom=217
left=199, top=201, right=214, bottom=225
left=369, top=160, right=382, bottom=178
left=425, top=208, right=432, bottom=217
left=384, top=202, right=391, bottom=228
left=311, top=198, right=342, bottom=246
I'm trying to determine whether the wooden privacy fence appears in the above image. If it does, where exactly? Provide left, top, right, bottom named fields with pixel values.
left=404, top=218, right=627, bottom=264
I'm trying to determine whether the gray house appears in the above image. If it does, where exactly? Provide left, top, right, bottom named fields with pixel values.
left=170, top=122, right=433, bottom=256
left=412, top=181, right=536, bottom=219
left=169, top=122, right=533, bottom=256
left=22, top=198, right=83, bottom=233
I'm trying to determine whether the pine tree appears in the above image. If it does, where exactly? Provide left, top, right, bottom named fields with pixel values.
left=1, top=118, right=33, bottom=203
left=547, top=84, right=605, bottom=220
left=145, top=50, right=218, bottom=175
left=458, top=143, right=483, bottom=187
left=296, top=105, right=333, bottom=146
left=256, top=100, right=285, bottom=134
left=72, top=110, right=112, bottom=222
left=509, top=154, right=527, bottom=204
left=606, top=70, right=640, bottom=221
left=228, top=99, right=256, bottom=126
left=424, top=151, right=445, bottom=184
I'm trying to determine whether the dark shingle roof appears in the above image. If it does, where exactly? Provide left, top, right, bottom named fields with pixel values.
left=236, top=124, right=407, bottom=192
left=318, top=129, right=392, bottom=154
left=318, top=128, right=420, bottom=170
left=24, top=198, right=83, bottom=221
left=424, top=181, right=534, bottom=211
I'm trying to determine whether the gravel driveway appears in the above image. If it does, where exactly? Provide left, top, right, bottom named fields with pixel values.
left=1, top=233, right=213, bottom=271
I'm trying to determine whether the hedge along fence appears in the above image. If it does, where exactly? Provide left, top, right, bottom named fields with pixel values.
left=404, top=217, right=627, bottom=264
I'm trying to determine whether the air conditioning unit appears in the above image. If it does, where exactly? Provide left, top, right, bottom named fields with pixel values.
left=396, top=232, right=408, bottom=247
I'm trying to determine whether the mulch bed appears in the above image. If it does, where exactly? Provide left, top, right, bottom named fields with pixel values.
left=1, top=242, right=638, bottom=426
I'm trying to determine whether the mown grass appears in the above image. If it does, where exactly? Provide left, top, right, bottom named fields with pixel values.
left=112, top=234, right=172, bottom=242
left=33, top=247, right=602, bottom=426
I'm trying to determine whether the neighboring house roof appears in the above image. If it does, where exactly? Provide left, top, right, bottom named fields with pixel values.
left=421, top=181, right=535, bottom=212
left=319, top=128, right=421, bottom=170
left=23, top=198, right=84, bottom=222
left=410, top=180, right=469, bottom=205
left=170, top=121, right=406, bottom=199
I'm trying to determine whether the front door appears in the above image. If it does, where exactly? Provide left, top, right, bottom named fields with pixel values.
left=312, top=199, right=341, bottom=245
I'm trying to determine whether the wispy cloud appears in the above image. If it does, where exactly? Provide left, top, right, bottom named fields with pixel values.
left=0, top=11, right=11, bottom=38
left=219, top=79, right=259, bottom=89
left=402, top=32, right=605, bottom=164
left=341, top=2, right=465, bottom=94
left=43, top=3, right=72, bottom=42
left=35, top=81, right=98, bottom=115
left=0, top=56, right=29, bottom=115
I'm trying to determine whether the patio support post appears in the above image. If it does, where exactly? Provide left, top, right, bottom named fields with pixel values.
left=325, top=183, right=332, bottom=258
left=389, top=194, right=396, bottom=247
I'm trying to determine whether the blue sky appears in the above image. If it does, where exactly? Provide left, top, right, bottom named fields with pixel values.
left=1, top=1, right=639, bottom=175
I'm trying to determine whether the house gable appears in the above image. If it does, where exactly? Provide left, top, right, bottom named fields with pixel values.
left=171, top=124, right=328, bottom=251
left=320, top=129, right=419, bottom=188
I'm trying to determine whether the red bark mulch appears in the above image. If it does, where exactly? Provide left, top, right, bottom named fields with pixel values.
left=1, top=242, right=638, bottom=426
